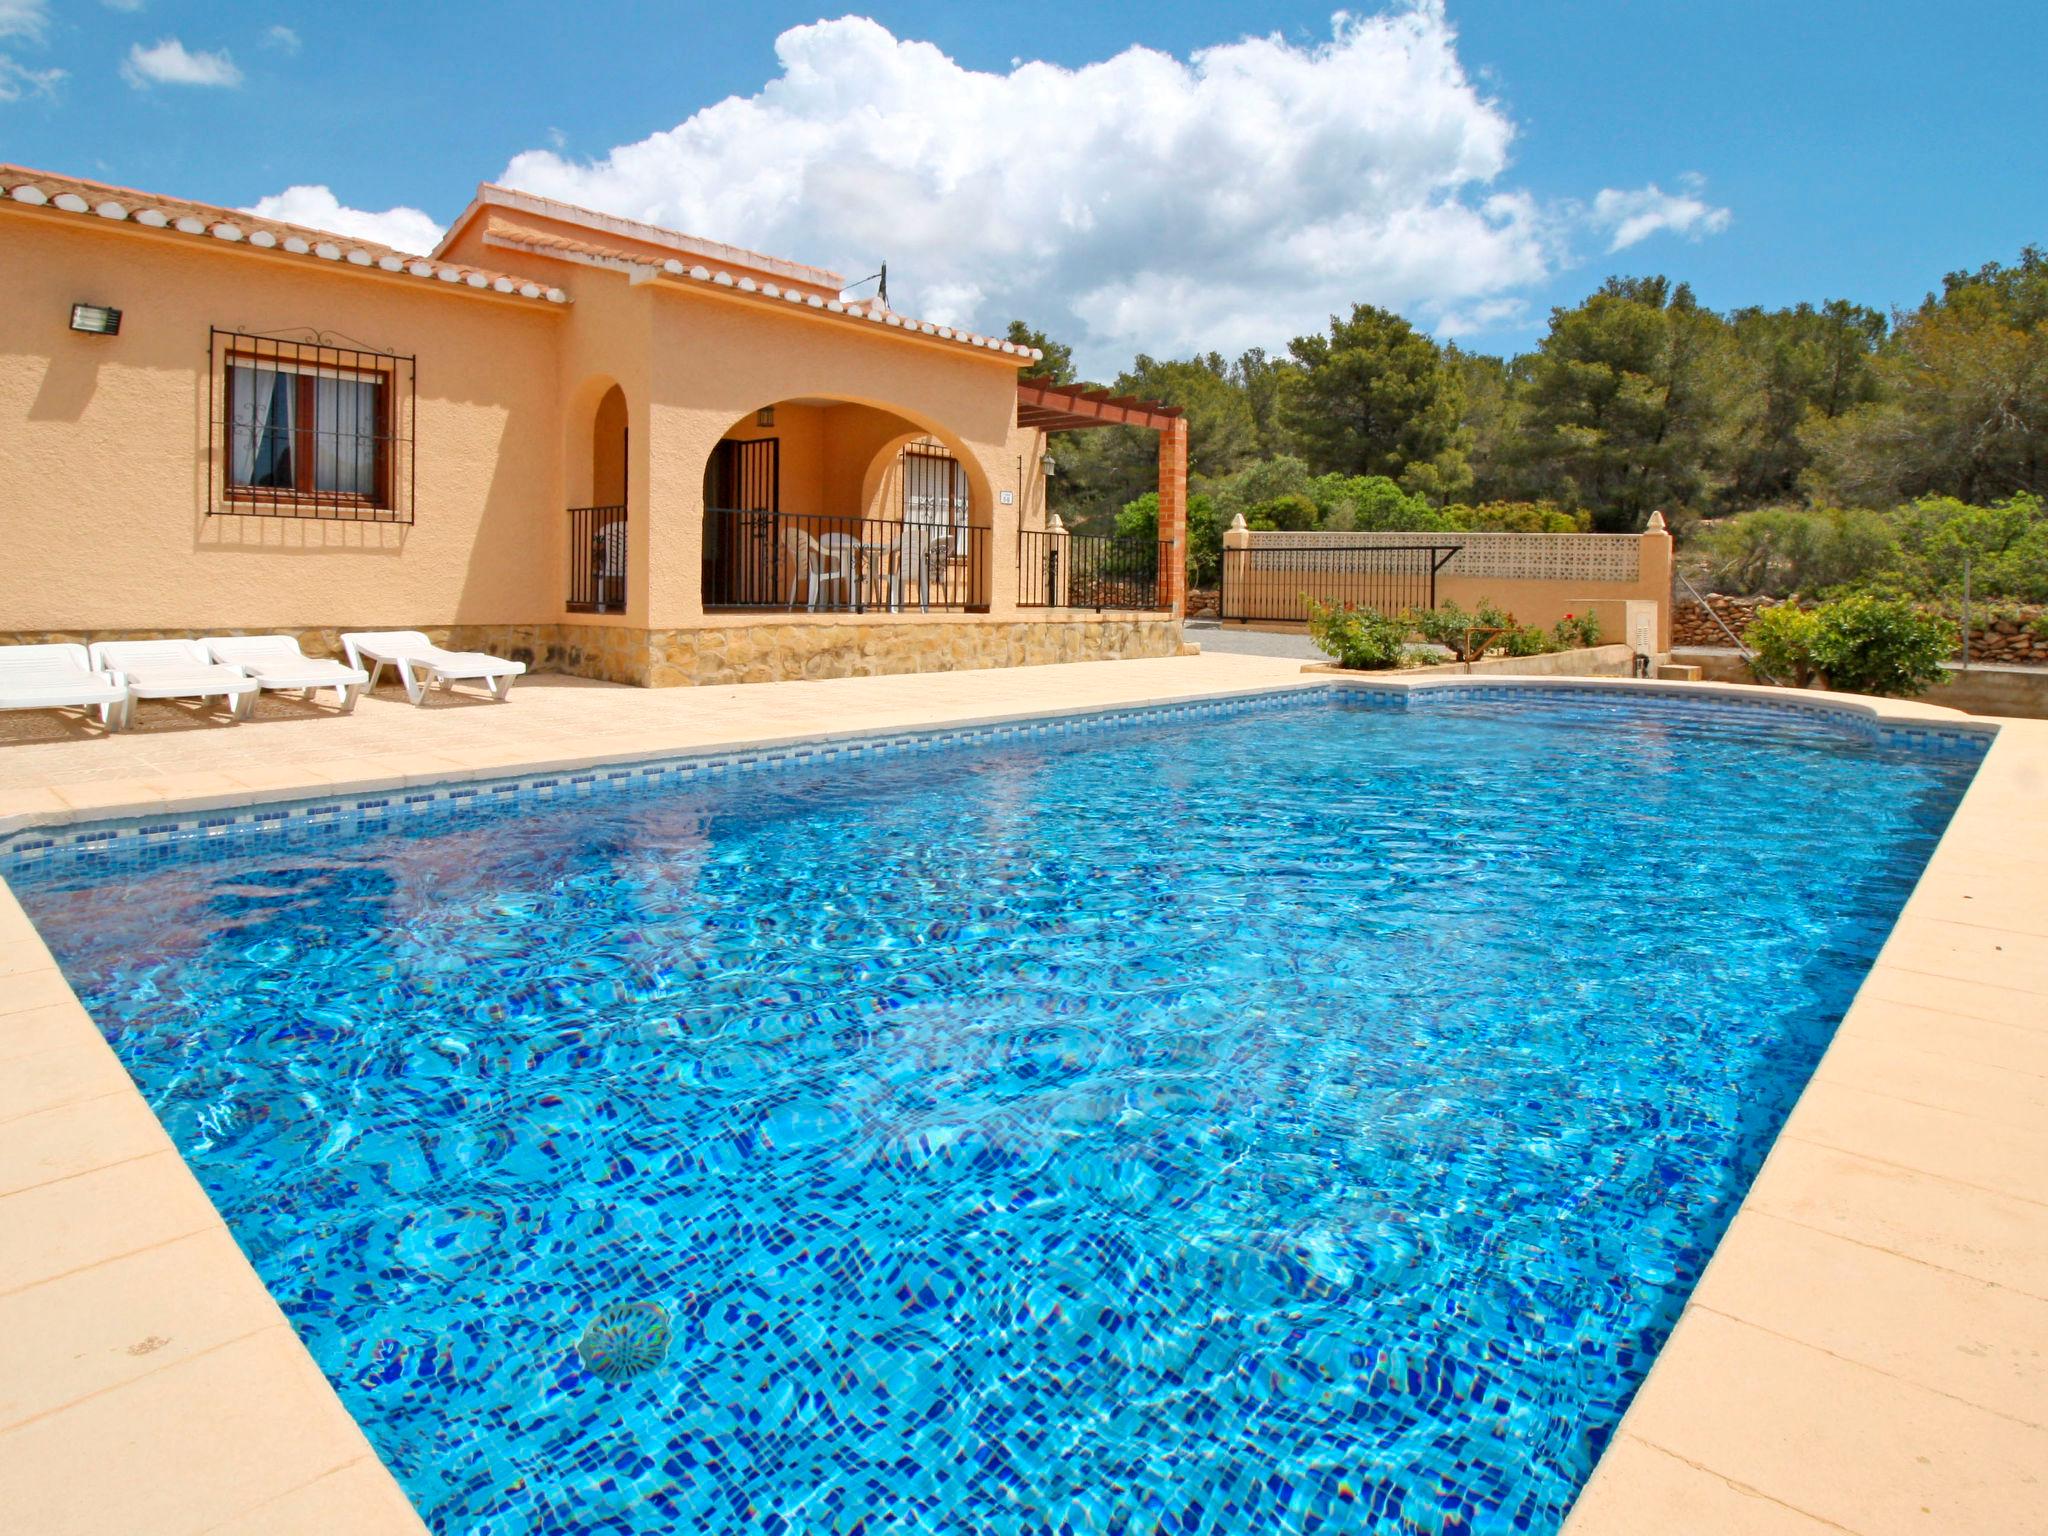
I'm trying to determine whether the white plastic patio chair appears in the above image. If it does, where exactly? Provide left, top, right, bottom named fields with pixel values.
left=888, top=520, right=956, bottom=612
left=340, top=631, right=527, bottom=706
left=202, top=636, right=370, bottom=714
left=89, top=639, right=261, bottom=724
left=0, top=643, right=130, bottom=732
left=783, top=529, right=856, bottom=610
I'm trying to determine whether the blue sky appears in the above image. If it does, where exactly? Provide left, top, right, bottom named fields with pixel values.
left=4, top=1, right=2043, bottom=375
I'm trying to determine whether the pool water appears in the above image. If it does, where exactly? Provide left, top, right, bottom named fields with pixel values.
left=9, top=691, right=1981, bottom=1535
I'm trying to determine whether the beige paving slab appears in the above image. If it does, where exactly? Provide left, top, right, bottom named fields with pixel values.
left=0, top=1033, right=138, bottom=1124
left=0, top=1148, right=223, bottom=1294
left=0, top=656, right=1314, bottom=803
left=1690, top=1209, right=2048, bottom=1426
left=0, top=927, right=56, bottom=978
left=1613, top=1309, right=2048, bottom=1536
left=1901, top=863, right=2048, bottom=938
left=0, top=1326, right=404, bottom=1536
left=1780, top=1078, right=2048, bottom=1205
left=0, top=998, right=102, bottom=1066
left=1875, top=911, right=2048, bottom=995
left=0, top=967, right=84, bottom=1017
left=1834, top=995, right=2048, bottom=1076
left=1854, top=964, right=2048, bottom=1032
left=0, top=1227, right=284, bottom=1431
left=0, top=1090, right=175, bottom=1198
left=1563, top=1435, right=1849, bottom=1536
left=203, top=1455, right=428, bottom=1536
left=1742, top=1137, right=2048, bottom=1301
left=1813, top=1030, right=2048, bottom=1128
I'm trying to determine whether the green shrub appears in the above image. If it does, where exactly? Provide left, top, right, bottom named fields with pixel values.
left=1410, top=600, right=1482, bottom=659
left=1745, top=602, right=1821, bottom=687
left=1305, top=599, right=1416, bottom=670
left=1408, top=598, right=1591, bottom=658
left=1409, top=599, right=1532, bottom=660
left=1442, top=500, right=1592, bottom=534
left=1808, top=595, right=1957, bottom=697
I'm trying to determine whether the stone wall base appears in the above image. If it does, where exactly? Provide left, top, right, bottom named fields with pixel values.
left=1, top=617, right=1184, bottom=689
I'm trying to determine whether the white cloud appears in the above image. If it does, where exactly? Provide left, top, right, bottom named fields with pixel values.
left=0, top=0, right=57, bottom=102
left=1589, top=175, right=1731, bottom=252
left=491, top=9, right=1581, bottom=370
left=101, top=0, right=146, bottom=13
left=0, top=0, right=48, bottom=42
left=335, top=5, right=1719, bottom=370
left=0, top=53, right=59, bottom=99
left=245, top=183, right=445, bottom=253
left=122, top=37, right=242, bottom=89
left=264, top=24, right=298, bottom=53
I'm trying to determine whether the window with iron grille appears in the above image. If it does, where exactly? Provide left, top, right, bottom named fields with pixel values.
left=208, top=329, right=416, bottom=523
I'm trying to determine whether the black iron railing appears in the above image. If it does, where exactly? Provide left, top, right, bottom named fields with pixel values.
left=702, top=508, right=990, bottom=612
left=1218, top=544, right=1461, bottom=623
left=1017, top=531, right=1172, bottom=611
left=567, top=504, right=628, bottom=614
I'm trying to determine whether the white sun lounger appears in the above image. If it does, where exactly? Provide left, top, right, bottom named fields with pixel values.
left=202, top=635, right=369, bottom=714
left=89, top=639, right=261, bottom=723
left=0, top=643, right=131, bottom=732
left=340, top=630, right=527, bottom=706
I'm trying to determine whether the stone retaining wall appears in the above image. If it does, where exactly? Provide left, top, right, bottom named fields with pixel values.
left=1305, top=643, right=1637, bottom=682
left=1674, top=595, right=2047, bottom=665
left=1, top=617, right=1184, bottom=689
left=1673, top=646, right=2048, bottom=721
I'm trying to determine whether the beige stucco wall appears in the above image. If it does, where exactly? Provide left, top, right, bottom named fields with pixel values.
left=0, top=210, right=566, bottom=633
left=1222, top=528, right=1674, bottom=650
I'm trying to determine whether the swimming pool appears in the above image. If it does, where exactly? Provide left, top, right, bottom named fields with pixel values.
left=5, top=688, right=1984, bottom=1535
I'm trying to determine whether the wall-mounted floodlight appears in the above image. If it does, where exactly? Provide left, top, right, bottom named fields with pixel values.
left=70, top=303, right=122, bottom=336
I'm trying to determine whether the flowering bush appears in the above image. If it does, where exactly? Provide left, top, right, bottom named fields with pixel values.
left=1551, top=610, right=1602, bottom=648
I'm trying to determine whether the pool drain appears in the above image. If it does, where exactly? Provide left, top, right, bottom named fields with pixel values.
left=576, top=1300, right=671, bottom=1383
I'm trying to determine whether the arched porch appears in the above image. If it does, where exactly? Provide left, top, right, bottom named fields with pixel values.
left=697, top=397, right=993, bottom=615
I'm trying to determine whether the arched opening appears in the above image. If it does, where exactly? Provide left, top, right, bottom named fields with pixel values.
left=700, top=398, right=991, bottom=614
left=567, top=381, right=629, bottom=615
left=591, top=384, right=627, bottom=506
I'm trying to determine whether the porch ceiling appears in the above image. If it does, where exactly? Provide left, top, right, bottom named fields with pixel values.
left=1017, top=377, right=1185, bottom=434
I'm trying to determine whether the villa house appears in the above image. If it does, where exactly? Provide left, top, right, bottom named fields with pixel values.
left=0, top=165, right=1188, bottom=687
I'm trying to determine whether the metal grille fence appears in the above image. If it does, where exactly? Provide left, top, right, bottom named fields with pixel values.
left=1016, top=531, right=1171, bottom=611
left=1218, top=544, right=1460, bottom=622
left=567, top=504, right=628, bottom=614
left=208, top=329, right=415, bottom=523
left=703, top=509, right=990, bottom=612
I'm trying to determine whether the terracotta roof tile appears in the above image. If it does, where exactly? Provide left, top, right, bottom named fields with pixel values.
left=481, top=219, right=1042, bottom=362
left=0, top=164, right=568, bottom=305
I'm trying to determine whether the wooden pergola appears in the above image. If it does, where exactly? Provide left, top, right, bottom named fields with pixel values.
left=1017, top=378, right=1190, bottom=613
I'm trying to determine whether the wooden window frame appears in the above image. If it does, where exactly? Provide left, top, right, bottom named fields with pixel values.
left=222, top=350, right=394, bottom=513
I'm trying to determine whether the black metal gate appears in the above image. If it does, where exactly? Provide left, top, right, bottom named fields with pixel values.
left=702, top=437, right=782, bottom=606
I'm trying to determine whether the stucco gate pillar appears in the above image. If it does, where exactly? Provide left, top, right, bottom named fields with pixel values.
left=1157, top=416, right=1188, bottom=615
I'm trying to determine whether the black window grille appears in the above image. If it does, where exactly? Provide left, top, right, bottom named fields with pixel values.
left=208, top=328, right=416, bottom=523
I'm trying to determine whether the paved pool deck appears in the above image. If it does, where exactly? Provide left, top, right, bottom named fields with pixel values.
left=0, top=655, right=2041, bottom=1535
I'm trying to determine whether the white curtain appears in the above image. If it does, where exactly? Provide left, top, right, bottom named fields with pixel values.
left=314, top=376, right=379, bottom=495
left=229, top=366, right=294, bottom=486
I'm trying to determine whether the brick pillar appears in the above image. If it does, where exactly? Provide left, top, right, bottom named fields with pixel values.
left=1156, top=417, right=1188, bottom=615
